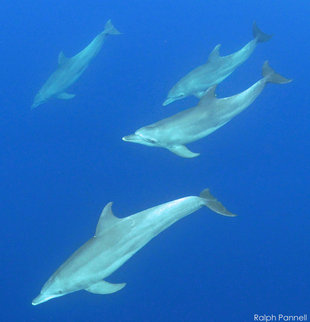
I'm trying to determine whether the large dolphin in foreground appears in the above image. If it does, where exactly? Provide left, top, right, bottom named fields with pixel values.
left=163, top=22, right=272, bottom=106
left=123, top=62, right=291, bottom=158
left=31, top=20, right=120, bottom=109
left=32, top=189, right=235, bottom=305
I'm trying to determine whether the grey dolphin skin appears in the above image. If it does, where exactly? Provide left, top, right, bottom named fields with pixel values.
left=163, top=22, right=272, bottom=106
left=123, top=62, right=291, bottom=158
left=32, top=189, right=236, bottom=305
left=31, top=20, right=121, bottom=109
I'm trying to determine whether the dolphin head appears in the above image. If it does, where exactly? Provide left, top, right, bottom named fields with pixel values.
left=32, top=276, right=67, bottom=306
left=122, top=126, right=160, bottom=147
left=163, top=85, right=186, bottom=106
left=32, top=92, right=48, bottom=109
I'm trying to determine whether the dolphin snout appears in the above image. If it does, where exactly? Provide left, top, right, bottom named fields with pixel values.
left=32, top=292, right=59, bottom=306
left=32, top=293, right=47, bottom=306
left=31, top=101, right=40, bottom=110
left=162, top=97, right=175, bottom=106
left=122, top=134, right=138, bottom=142
left=31, top=99, right=44, bottom=110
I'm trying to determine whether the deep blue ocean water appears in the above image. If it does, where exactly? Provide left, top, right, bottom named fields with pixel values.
left=1, top=1, right=309, bottom=321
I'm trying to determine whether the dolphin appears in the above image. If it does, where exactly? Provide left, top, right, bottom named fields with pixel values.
left=31, top=20, right=121, bottom=109
left=32, top=188, right=236, bottom=305
left=123, top=62, right=291, bottom=158
left=163, top=22, right=272, bottom=106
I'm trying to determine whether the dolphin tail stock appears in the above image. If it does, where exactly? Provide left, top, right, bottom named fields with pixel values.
left=199, top=189, right=237, bottom=217
left=262, top=61, right=292, bottom=84
left=104, top=19, right=121, bottom=35
left=252, top=22, right=272, bottom=43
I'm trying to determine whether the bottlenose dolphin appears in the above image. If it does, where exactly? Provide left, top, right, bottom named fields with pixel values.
left=163, top=22, right=272, bottom=106
left=32, top=189, right=235, bottom=305
left=123, top=62, right=291, bottom=158
left=31, top=20, right=121, bottom=109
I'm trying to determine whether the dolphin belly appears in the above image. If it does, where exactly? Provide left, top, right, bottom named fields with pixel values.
left=37, top=66, right=81, bottom=101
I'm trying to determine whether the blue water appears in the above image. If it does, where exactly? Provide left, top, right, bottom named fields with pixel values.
left=1, top=1, right=309, bottom=321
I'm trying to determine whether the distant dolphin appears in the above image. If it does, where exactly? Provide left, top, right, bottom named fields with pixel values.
left=163, top=22, right=272, bottom=106
left=32, top=189, right=235, bottom=305
left=123, top=62, right=291, bottom=158
left=31, top=20, right=121, bottom=109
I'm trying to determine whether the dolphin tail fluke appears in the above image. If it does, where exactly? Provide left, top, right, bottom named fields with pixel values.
left=200, top=189, right=237, bottom=217
left=104, top=19, right=121, bottom=35
left=262, top=61, right=292, bottom=84
left=252, top=22, right=272, bottom=43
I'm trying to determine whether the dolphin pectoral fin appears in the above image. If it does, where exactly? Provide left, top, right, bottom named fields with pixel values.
left=85, top=280, right=126, bottom=294
left=57, top=92, right=76, bottom=100
left=168, top=145, right=200, bottom=158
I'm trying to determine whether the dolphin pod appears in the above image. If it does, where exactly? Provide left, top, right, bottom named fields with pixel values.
left=31, top=20, right=121, bottom=109
left=123, top=62, right=291, bottom=158
left=32, top=189, right=235, bottom=305
left=32, top=21, right=291, bottom=306
left=163, top=22, right=272, bottom=106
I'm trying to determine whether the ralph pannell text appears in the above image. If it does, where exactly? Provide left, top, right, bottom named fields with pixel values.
left=253, top=314, right=308, bottom=321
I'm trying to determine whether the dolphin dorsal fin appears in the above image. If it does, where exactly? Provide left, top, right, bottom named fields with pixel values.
left=58, top=51, right=68, bottom=65
left=95, top=202, right=120, bottom=237
left=197, top=85, right=217, bottom=107
left=208, top=44, right=221, bottom=62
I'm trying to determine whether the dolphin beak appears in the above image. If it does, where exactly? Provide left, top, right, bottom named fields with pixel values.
left=32, top=293, right=49, bottom=306
left=162, top=97, right=174, bottom=106
left=32, top=293, right=57, bottom=306
left=122, top=134, right=139, bottom=142
left=31, top=101, right=41, bottom=110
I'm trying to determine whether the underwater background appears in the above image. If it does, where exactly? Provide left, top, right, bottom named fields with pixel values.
left=0, top=1, right=309, bottom=321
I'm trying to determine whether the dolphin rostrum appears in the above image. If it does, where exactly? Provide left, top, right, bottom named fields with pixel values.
left=32, top=189, right=236, bottom=305
left=123, top=62, right=291, bottom=158
left=31, top=20, right=121, bottom=109
left=163, top=22, right=272, bottom=106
